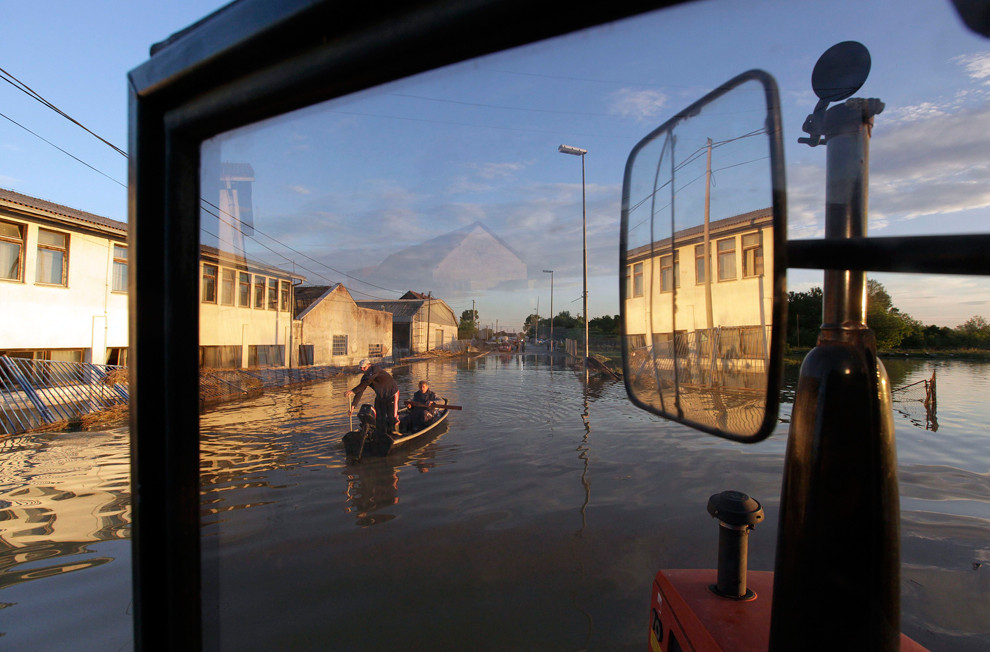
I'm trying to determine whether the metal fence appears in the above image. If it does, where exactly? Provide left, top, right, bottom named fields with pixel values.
left=1, top=357, right=353, bottom=436
left=0, top=356, right=128, bottom=436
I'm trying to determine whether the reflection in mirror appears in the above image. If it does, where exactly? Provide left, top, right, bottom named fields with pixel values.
left=621, top=73, right=783, bottom=440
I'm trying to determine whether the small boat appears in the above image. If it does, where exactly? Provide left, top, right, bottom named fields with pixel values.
left=343, top=402, right=450, bottom=460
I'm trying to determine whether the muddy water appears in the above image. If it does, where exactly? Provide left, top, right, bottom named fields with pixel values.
left=1, top=354, right=988, bottom=650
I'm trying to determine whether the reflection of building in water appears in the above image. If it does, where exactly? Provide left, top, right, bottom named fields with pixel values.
left=625, top=208, right=772, bottom=392
left=0, top=432, right=131, bottom=589
left=350, top=221, right=527, bottom=292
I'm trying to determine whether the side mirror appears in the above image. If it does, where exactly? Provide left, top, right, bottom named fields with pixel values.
left=619, top=70, right=787, bottom=442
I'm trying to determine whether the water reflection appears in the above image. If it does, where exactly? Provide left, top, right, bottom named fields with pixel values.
left=342, top=421, right=448, bottom=527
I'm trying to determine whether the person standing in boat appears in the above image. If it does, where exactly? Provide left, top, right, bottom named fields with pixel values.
left=407, top=379, right=439, bottom=431
left=346, top=359, right=400, bottom=436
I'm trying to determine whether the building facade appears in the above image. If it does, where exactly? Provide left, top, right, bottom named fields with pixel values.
left=292, top=284, right=393, bottom=367
left=624, top=207, right=773, bottom=388
left=0, top=189, right=129, bottom=365
left=356, top=291, right=459, bottom=357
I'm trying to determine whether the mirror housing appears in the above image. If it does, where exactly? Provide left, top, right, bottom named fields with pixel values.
left=619, top=70, right=787, bottom=442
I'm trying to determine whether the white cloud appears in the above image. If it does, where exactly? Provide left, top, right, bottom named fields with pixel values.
left=288, top=185, right=311, bottom=195
left=470, top=161, right=526, bottom=180
left=608, top=88, right=668, bottom=122
left=954, top=52, right=990, bottom=84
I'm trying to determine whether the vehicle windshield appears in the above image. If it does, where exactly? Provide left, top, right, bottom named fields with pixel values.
left=194, top=1, right=990, bottom=649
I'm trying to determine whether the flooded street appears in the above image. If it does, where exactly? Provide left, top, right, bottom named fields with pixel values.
left=2, top=353, right=990, bottom=650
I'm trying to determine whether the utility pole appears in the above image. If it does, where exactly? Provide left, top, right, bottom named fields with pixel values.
left=426, top=291, right=432, bottom=351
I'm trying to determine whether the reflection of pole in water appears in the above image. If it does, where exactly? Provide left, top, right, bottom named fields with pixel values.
left=577, top=395, right=591, bottom=535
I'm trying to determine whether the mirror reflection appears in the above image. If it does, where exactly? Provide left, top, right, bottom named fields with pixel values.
left=621, top=75, right=779, bottom=439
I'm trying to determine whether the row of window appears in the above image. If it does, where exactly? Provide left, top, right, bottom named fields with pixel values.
left=201, top=263, right=291, bottom=311
left=0, top=219, right=128, bottom=291
left=626, top=231, right=764, bottom=298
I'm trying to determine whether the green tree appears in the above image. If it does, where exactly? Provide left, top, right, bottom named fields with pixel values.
left=786, top=286, right=823, bottom=348
left=955, top=315, right=990, bottom=347
left=589, top=314, right=620, bottom=337
left=866, top=279, right=914, bottom=349
left=458, top=308, right=479, bottom=339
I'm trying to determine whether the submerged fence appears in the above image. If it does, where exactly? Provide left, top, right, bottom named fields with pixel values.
left=1, top=356, right=346, bottom=436
left=0, top=356, right=129, bottom=436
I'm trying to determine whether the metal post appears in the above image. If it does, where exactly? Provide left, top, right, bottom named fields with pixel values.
left=581, top=153, right=588, bottom=384
left=543, top=269, right=554, bottom=352
left=770, top=98, right=898, bottom=651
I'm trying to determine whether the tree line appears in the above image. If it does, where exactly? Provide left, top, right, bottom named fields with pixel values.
left=457, top=309, right=621, bottom=340
left=788, top=280, right=990, bottom=350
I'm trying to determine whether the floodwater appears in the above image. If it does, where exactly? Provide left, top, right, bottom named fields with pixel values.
left=1, top=353, right=989, bottom=650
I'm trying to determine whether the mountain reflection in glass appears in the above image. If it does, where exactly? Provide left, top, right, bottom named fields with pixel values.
left=620, top=72, right=784, bottom=441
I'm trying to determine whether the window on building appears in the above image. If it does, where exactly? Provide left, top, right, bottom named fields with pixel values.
left=199, top=345, right=242, bottom=368
left=247, top=345, right=284, bottom=367
left=695, top=244, right=706, bottom=284
left=202, top=264, right=218, bottom=302
left=36, top=229, right=68, bottom=286
left=717, top=237, right=736, bottom=281
left=267, top=278, right=277, bottom=310
left=660, top=253, right=679, bottom=292
left=435, top=329, right=443, bottom=347
left=221, top=268, right=236, bottom=305
left=280, top=280, right=290, bottom=312
left=630, top=262, right=644, bottom=297
left=254, top=275, right=266, bottom=308
left=742, top=232, right=764, bottom=277
left=298, top=344, right=314, bottom=366
left=106, top=347, right=128, bottom=367
left=112, top=244, right=128, bottom=292
left=0, top=220, right=24, bottom=281
left=238, top=272, right=250, bottom=307
left=332, top=335, right=347, bottom=357
left=368, top=343, right=382, bottom=358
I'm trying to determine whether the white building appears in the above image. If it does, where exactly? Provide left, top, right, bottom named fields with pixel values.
left=0, top=189, right=129, bottom=365
left=0, top=188, right=309, bottom=370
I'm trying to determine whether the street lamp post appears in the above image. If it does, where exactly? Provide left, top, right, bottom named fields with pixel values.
left=558, top=144, right=588, bottom=383
left=542, top=269, right=554, bottom=352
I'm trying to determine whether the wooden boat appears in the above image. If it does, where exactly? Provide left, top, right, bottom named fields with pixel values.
left=343, top=402, right=450, bottom=460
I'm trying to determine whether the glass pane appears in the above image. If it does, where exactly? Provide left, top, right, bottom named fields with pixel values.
left=37, top=229, right=66, bottom=248
left=36, top=248, right=64, bottom=284
left=0, top=220, right=22, bottom=240
left=622, top=75, right=777, bottom=438
left=195, top=2, right=990, bottom=650
left=0, top=240, right=21, bottom=279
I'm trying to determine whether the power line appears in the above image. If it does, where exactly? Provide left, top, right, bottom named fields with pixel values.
left=0, top=66, right=127, bottom=157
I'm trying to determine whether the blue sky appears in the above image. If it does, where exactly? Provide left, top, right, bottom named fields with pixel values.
left=4, top=1, right=990, bottom=329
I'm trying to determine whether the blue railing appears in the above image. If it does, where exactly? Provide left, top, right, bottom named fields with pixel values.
left=0, top=356, right=129, bottom=435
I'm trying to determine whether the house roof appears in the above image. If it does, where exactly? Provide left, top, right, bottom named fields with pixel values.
left=355, top=297, right=457, bottom=326
left=0, top=187, right=126, bottom=234
left=294, top=284, right=339, bottom=318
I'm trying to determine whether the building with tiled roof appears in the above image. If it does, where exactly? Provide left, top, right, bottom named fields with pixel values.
left=291, top=284, right=393, bottom=366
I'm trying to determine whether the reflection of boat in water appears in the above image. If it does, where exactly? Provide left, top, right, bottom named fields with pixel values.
left=343, top=404, right=450, bottom=460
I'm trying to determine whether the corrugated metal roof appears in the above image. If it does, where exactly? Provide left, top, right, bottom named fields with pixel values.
left=0, top=188, right=126, bottom=234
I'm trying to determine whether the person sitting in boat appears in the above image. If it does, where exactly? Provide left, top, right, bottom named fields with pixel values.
left=407, top=380, right=439, bottom=431
left=345, top=359, right=400, bottom=437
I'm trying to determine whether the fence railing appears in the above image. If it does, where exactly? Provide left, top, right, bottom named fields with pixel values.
left=0, top=356, right=129, bottom=436
left=1, top=357, right=354, bottom=436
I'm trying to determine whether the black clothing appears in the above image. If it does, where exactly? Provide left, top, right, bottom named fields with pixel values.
left=410, top=388, right=438, bottom=430
left=351, top=367, right=399, bottom=435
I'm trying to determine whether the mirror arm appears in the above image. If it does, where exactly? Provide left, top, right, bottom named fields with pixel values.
left=787, top=235, right=990, bottom=275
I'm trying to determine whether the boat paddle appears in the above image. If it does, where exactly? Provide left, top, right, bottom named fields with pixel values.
left=405, top=400, right=463, bottom=411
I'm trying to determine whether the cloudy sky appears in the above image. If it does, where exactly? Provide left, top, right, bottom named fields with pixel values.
left=4, top=0, right=990, bottom=329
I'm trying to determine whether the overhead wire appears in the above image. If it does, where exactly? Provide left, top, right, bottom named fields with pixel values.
left=0, top=66, right=406, bottom=298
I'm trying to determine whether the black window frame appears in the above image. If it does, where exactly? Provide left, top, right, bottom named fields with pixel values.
left=127, top=1, right=701, bottom=648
